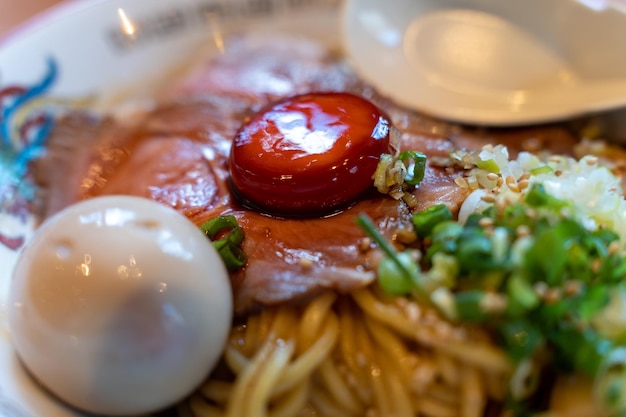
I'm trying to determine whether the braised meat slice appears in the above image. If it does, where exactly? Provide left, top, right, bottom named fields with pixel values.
left=32, top=34, right=580, bottom=313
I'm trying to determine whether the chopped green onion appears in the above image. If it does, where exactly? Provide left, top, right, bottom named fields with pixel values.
left=356, top=214, right=426, bottom=299
left=524, top=183, right=568, bottom=210
left=360, top=163, right=626, bottom=415
left=454, top=291, right=489, bottom=322
left=398, top=150, right=427, bottom=185
left=506, top=274, right=540, bottom=318
left=216, top=244, right=247, bottom=271
left=476, top=158, right=500, bottom=174
left=529, top=165, right=554, bottom=175
left=200, top=215, right=247, bottom=271
left=412, top=204, right=452, bottom=238
left=499, top=320, right=544, bottom=362
left=378, top=252, right=419, bottom=295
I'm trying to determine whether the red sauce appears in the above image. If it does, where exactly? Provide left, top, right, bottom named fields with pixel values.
left=228, top=92, right=392, bottom=216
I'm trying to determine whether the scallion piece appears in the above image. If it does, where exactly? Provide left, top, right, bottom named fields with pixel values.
left=200, top=215, right=247, bottom=271
left=476, top=158, right=500, bottom=174
left=412, top=204, right=452, bottom=238
left=454, top=291, right=488, bottom=322
left=529, top=165, right=554, bottom=175
left=378, top=252, right=419, bottom=295
left=356, top=213, right=425, bottom=298
left=524, top=183, right=567, bottom=210
left=398, top=150, right=427, bottom=185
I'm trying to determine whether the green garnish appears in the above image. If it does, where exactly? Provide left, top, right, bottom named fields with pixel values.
left=398, top=150, right=427, bottom=185
left=358, top=177, right=626, bottom=415
left=200, top=215, right=247, bottom=271
left=412, top=203, right=452, bottom=238
left=476, top=158, right=500, bottom=174
left=372, top=150, right=427, bottom=206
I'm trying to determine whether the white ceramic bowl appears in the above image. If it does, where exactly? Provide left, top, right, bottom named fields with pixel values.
left=342, top=0, right=626, bottom=126
left=0, top=0, right=339, bottom=415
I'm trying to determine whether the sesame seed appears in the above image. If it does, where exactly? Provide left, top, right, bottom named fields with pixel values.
left=522, top=137, right=542, bottom=152
left=298, top=258, right=314, bottom=269
left=518, top=173, right=531, bottom=182
left=525, top=208, right=537, bottom=219
left=534, top=282, right=548, bottom=298
left=543, top=288, right=562, bottom=304
left=518, top=179, right=530, bottom=190
left=508, top=184, right=521, bottom=193
left=516, top=225, right=531, bottom=237
left=359, top=237, right=372, bottom=252
left=479, top=293, right=508, bottom=313
left=563, top=280, right=582, bottom=297
left=455, top=176, right=469, bottom=189
left=505, top=176, right=516, bottom=187
left=591, top=258, right=602, bottom=273
left=396, top=228, right=418, bottom=244
left=481, top=194, right=496, bottom=203
left=609, top=241, right=621, bottom=256
left=487, top=172, right=499, bottom=181
left=586, top=156, right=598, bottom=166
left=478, top=218, right=494, bottom=228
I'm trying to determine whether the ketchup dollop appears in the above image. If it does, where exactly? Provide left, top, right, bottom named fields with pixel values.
left=228, top=92, right=392, bottom=216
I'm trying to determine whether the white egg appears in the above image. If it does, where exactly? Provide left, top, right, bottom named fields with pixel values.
left=8, top=195, right=233, bottom=416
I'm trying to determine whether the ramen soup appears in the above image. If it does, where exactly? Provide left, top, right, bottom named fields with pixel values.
left=13, top=33, right=626, bottom=417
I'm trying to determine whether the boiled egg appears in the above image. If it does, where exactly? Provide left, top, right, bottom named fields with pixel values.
left=8, top=195, right=233, bottom=416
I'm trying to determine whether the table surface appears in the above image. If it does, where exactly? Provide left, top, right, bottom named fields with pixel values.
left=0, top=0, right=70, bottom=38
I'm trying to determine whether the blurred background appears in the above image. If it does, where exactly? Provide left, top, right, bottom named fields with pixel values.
left=0, top=0, right=67, bottom=37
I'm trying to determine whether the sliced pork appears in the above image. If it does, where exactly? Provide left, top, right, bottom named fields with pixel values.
left=32, top=34, right=580, bottom=313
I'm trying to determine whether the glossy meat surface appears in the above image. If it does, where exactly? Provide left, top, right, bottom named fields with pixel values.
left=34, top=35, right=580, bottom=313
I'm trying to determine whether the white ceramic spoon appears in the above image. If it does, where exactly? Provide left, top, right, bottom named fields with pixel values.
left=342, top=0, right=626, bottom=126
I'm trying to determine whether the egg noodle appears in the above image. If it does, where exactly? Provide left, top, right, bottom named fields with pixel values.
left=172, top=141, right=626, bottom=417
left=177, top=286, right=511, bottom=417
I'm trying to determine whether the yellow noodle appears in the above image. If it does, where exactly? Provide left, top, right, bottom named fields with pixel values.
left=224, top=345, right=249, bottom=376
left=224, top=341, right=274, bottom=417
left=189, top=394, right=223, bottom=417
left=268, top=380, right=310, bottom=417
left=352, top=288, right=440, bottom=342
left=460, top=366, right=485, bottom=417
left=177, top=400, right=199, bottom=417
left=424, top=382, right=461, bottom=408
left=380, top=357, right=415, bottom=417
left=354, top=288, right=513, bottom=376
left=273, top=314, right=339, bottom=397
left=297, top=291, right=336, bottom=351
left=225, top=338, right=295, bottom=417
left=483, top=368, right=508, bottom=400
left=415, top=397, right=458, bottom=417
left=185, top=286, right=521, bottom=417
left=239, top=312, right=269, bottom=356
left=310, top=383, right=356, bottom=417
left=243, top=339, right=295, bottom=417
left=435, top=352, right=461, bottom=388
left=337, top=300, right=373, bottom=405
left=199, top=380, right=231, bottom=405
left=363, top=312, right=410, bottom=362
left=432, top=340, right=511, bottom=375
left=363, top=313, right=426, bottom=393
left=317, top=358, right=363, bottom=415
left=268, top=306, right=299, bottom=340
left=370, top=363, right=395, bottom=416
